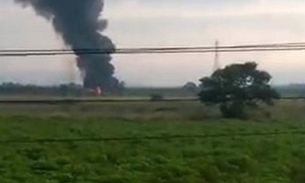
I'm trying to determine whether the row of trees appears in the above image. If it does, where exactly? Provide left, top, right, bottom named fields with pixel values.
left=0, top=83, right=125, bottom=96
left=0, top=83, right=83, bottom=96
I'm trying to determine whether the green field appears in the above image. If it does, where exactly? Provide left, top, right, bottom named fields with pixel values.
left=0, top=101, right=304, bottom=182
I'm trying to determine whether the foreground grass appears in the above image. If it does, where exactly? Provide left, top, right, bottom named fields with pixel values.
left=0, top=116, right=304, bottom=183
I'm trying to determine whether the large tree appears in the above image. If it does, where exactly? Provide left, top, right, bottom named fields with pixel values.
left=199, top=62, right=280, bottom=118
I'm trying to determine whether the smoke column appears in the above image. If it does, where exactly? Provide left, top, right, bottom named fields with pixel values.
left=14, top=0, right=119, bottom=91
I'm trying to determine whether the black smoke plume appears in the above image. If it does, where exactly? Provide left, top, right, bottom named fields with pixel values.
left=14, top=0, right=119, bottom=92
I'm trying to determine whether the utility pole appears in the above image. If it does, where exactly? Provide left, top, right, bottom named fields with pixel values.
left=213, top=40, right=220, bottom=72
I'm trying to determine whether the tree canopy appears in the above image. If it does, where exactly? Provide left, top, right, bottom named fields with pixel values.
left=199, top=62, right=280, bottom=118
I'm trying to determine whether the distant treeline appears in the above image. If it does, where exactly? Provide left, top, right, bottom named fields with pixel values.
left=275, top=84, right=305, bottom=97
left=0, top=82, right=129, bottom=97
left=0, top=82, right=303, bottom=98
left=0, top=83, right=84, bottom=97
left=0, top=82, right=199, bottom=97
left=124, top=84, right=305, bottom=98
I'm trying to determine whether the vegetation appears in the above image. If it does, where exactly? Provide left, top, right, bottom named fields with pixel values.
left=0, top=76, right=303, bottom=182
left=182, top=82, right=199, bottom=96
left=0, top=82, right=124, bottom=97
left=0, top=99, right=300, bottom=182
left=199, top=62, right=280, bottom=118
left=0, top=113, right=303, bottom=183
left=275, top=84, right=305, bottom=97
left=0, top=82, right=304, bottom=98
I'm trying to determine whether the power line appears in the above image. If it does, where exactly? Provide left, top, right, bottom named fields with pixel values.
left=2, top=41, right=305, bottom=53
left=0, top=97, right=301, bottom=104
left=0, top=98, right=198, bottom=104
left=2, top=47, right=305, bottom=57
left=0, top=97, right=302, bottom=104
left=0, top=130, right=304, bottom=144
left=2, top=42, right=305, bottom=57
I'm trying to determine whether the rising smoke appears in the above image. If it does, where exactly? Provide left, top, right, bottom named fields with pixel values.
left=14, top=0, right=119, bottom=92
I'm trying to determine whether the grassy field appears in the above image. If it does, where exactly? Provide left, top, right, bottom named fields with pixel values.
left=0, top=101, right=304, bottom=182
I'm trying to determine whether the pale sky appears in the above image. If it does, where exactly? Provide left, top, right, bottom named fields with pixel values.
left=0, top=0, right=305, bottom=86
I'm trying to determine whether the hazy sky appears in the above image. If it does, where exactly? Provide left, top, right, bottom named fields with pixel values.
left=0, top=0, right=305, bottom=86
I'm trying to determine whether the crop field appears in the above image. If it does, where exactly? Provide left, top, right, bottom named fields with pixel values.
left=0, top=100, right=304, bottom=182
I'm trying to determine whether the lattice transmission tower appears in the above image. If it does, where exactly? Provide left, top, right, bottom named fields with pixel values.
left=213, top=40, right=221, bottom=72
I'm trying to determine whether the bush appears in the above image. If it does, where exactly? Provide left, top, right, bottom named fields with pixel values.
left=150, top=94, right=164, bottom=101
